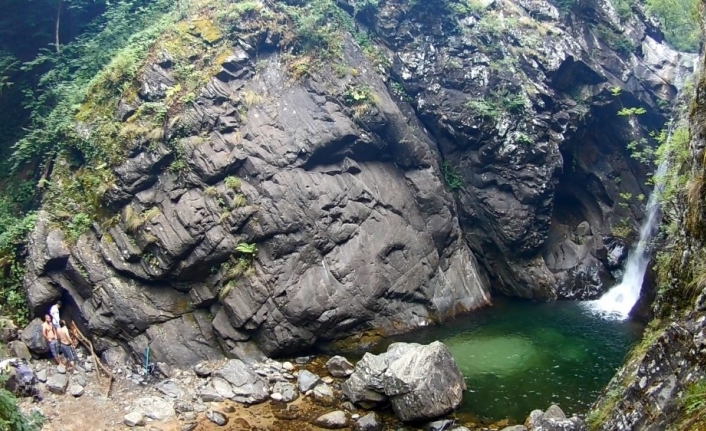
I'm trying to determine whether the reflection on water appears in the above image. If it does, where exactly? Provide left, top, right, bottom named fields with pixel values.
left=376, top=297, right=644, bottom=423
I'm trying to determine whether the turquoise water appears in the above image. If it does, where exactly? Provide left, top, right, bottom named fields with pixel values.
left=379, top=297, right=644, bottom=423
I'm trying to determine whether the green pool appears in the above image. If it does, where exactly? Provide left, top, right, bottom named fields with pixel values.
left=378, top=297, right=644, bottom=423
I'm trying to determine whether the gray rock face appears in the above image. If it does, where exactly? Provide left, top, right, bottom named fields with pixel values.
left=20, top=0, right=689, bottom=364
left=272, top=381, right=298, bottom=403
left=46, top=374, right=69, bottom=394
left=354, top=412, right=382, bottom=431
left=20, top=319, right=48, bottom=355
left=212, top=359, right=269, bottom=404
left=315, top=411, right=348, bottom=429
left=589, top=314, right=706, bottom=431
left=326, top=356, right=354, bottom=377
left=298, top=370, right=322, bottom=393
left=343, top=342, right=464, bottom=422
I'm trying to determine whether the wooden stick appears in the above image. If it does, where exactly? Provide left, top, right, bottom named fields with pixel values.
left=70, top=322, right=115, bottom=397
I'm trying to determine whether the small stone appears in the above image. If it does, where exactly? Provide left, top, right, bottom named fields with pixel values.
left=271, top=393, right=283, bottom=402
left=69, top=384, right=84, bottom=397
left=124, top=412, right=145, bottom=427
left=183, top=412, right=196, bottom=421
left=499, top=426, right=527, bottom=431
left=295, top=356, right=314, bottom=365
left=36, top=369, right=47, bottom=383
left=326, top=356, right=354, bottom=377
left=315, top=410, right=348, bottom=429
left=194, top=362, right=213, bottom=378
left=283, top=362, right=294, bottom=371
left=206, top=410, right=228, bottom=426
left=57, top=364, right=66, bottom=374
left=175, top=401, right=193, bottom=413
left=46, top=374, right=69, bottom=394
left=297, top=370, right=321, bottom=392
left=342, top=401, right=357, bottom=412
left=426, top=419, right=455, bottom=431
left=272, top=381, right=299, bottom=403
left=355, top=412, right=382, bottom=431
left=313, top=384, right=335, bottom=406
left=322, top=376, right=334, bottom=384
left=223, top=405, right=236, bottom=413
left=75, top=375, right=87, bottom=387
left=133, top=396, right=176, bottom=421
left=182, top=424, right=197, bottom=431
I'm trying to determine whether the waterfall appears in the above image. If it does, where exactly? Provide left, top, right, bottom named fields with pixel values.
left=586, top=160, right=669, bottom=319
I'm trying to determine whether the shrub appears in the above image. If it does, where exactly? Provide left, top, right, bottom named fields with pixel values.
left=442, top=161, right=464, bottom=191
left=0, top=379, right=44, bottom=431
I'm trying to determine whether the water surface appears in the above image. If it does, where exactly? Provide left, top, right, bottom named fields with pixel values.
left=377, top=297, right=644, bottom=423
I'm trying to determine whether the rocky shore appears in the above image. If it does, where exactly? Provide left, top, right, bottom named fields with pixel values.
left=3, top=336, right=587, bottom=431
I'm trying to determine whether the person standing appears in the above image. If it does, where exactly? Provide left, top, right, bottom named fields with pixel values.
left=56, top=320, right=77, bottom=373
left=49, top=300, right=61, bottom=329
left=41, top=314, right=61, bottom=366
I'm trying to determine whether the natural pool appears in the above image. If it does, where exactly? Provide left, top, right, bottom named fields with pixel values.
left=375, top=297, right=645, bottom=423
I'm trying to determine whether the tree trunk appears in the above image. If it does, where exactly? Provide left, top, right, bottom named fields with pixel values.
left=55, top=0, right=62, bottom=53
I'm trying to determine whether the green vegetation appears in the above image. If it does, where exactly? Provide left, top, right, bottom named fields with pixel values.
left=0, top=377, right=44, bottom=430
left=677, top=379, right=706, bottom=430
left=465, top=89, right=527, bottom=120
left=595, top=24, right=635, bottom=56
left=235, top=242, right=257, bottom=255
left=442, top=161, right=464, bottom=192
left=646, top=0, right=701, bottom=52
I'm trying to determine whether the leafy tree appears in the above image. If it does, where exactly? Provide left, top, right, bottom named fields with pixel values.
left=646, top=0, right=701, bottom=52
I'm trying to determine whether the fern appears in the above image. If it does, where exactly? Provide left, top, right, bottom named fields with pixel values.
left=235, top=242, right=257, bottom=255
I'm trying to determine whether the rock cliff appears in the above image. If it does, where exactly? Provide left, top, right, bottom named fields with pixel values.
left=22, top=0, right=695, bottom=365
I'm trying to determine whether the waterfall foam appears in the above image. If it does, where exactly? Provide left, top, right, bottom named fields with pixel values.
left=586, top=160, right=669, bottom=320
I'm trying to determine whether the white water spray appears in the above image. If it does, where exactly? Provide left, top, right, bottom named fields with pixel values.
left=587, top=160, right=669, bottom=319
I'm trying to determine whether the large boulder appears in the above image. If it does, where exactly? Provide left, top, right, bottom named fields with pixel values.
left=343, top=342, right=465, bottom=421
left=7, top=341, right=32, bottom=360
left=342, top=342, right=420, bottom=405
left=20, top=318, right=48, bottom=355
left=211, top=359, right=269, bottom=404
left=0, top=317, right=18, bottom=343
left=383, top=341, right=466, bottom=421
